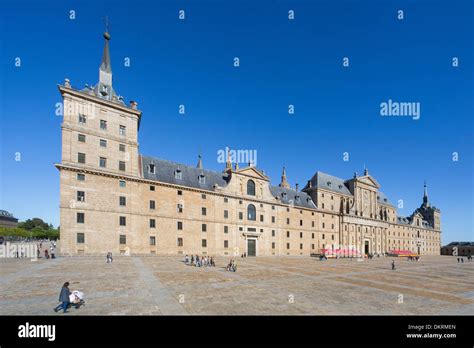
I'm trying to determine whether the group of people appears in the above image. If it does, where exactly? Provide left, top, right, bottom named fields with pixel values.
left=407, top=255, right=420, bottom=261
left=226, top=259, right=237, bottom=272
left=185, top=254, right=215, bottom=267
left=37, top=241, right=56, bottom=259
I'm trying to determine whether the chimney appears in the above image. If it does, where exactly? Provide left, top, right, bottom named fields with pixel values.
left=130, top=101, right=138, bottom=109
left=295, top=183, right=299, bottom=192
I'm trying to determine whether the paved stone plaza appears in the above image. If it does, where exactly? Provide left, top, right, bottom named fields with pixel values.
left=0, top=255, right=472, bottom=315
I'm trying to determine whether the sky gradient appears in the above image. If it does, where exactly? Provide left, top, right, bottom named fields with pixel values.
left=0, top=0, right=473, bottom=244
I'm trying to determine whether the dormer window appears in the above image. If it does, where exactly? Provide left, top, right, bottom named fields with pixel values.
left=198, top=174, right=205, bottom=184
left=281, top=192, right=287, bottom=200
left=338, top=184, right=342, bottom=189
left=327, top=181, right=332, bottom=187
left=295, top=195, right=300, bottom=202
left=174, top=169, right=182, bottom=180
left=148, top=164, right=155, bottom=174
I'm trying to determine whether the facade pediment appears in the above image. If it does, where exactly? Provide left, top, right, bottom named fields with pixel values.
left=234, top=167, right=269, bottom=181
left=357, top=175, right=380, bottom=189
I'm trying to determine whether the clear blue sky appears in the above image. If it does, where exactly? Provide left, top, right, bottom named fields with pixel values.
left=0, top=0, right=472, bottom=244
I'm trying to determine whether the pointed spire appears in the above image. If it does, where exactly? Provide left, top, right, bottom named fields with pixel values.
left=196, top=154, right=203, bottom=170
left=423, top=180, right=429, bottom=206
left=279, top=165, right=290, bottom=189
left=225, top=146, right=232, bottom=170
left=98, top=17, right=112, bottom=93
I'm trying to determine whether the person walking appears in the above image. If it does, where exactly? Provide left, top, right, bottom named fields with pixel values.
left=54, top=282, right=71, bottom=313
left=391, top=260, right=396, bottom=271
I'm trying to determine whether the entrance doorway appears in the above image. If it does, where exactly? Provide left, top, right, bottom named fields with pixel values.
left=247, top=239, right=256, bottom=257
left=364, top=241, right=370, bottom=255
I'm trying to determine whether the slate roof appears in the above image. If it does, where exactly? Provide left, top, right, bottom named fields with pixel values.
left=304, top=171, right=352, bottom=195
left=269, top=186, right=316, bottom=209
left=376, top=191, right=393, bottom=206
left=141, top=156, right=229, bottom=190
left=80, top=84, right=126, bottom=106
left=141, top=155, right=316, bottom=208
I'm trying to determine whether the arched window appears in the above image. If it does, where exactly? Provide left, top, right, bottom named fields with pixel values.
left=247, top=180, right=256, bottom=196
left=247, top=204, right=256, bottom=221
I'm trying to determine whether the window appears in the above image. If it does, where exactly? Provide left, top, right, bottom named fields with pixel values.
left=224, top=226, right=229, bottom=233
left=331, top=224, right=334, bottom=229
left=177, top=190, right=182, bottom=195
left=99, top=157, right=107, bottom=168
left=300, top=220, right=303, bottom=226
left=202, top=194, right=206, bottom=199
left=177, top=221, right=183, bottom=230
left=150, top=200, right=156, bottom=209
left=312, top=244, right=315, bottom=250
left=150, top=185, right=155, bottom=191
left=119, top=125, right=126, bottom=136
left=272, top=216, right=275, bottom=223
left=100, top=120, right=107, bottom=130
left=119, top=216, right=126, bottom=226
left=202, top=224, right=207, bottom=232
left=300, top=232, right=303, bottom=238
left=202, top=207, right=207, bottom=216
left=331, top=234, right=335, bottom=240
left=175, top=170, right=182, bottom=180
left=119, top=235, right=126, bottom=244
left=322, top=203, right=325, bottom=209
left=78, top=114, right=87, bottom=125
left=286, top=218, right=290, bottom=225
left=322, top=234, right=325, bottom=239
left=77, top=173, right=85, bottom=181
left=150, top=219, right=156, bottom=228
left=119, top=196, right=126, bottom=206
left=119, top=144, right=126, bottom=152
left=287, top=243, right=290, bottom=250
left=272, top=230, right=275, bottom=237
left=224, top=240, right=228, bottom=248
left=247, top=180, right=256, bottom=196
left=177, top=204, right=183, bottom=213
left=119, top=161, right=126, bottom=171
left=224, top=210, right=229, bottom=219
left=77, top=233, right=85, bottom=243
left=239, top=212, right=243, bottom=220
left=300, top=243, right=303, bottom=250
left=78, top=134, right=86, bottom=142
left=287, top=231, right=290, bottom=238
left=202, top=239, right=207, bottom=247
left=77, top=213, right=84, bottom=223
left=312, top=233, right=315, bottom=239
left=100, top=139, right=107, bottom=147
left=177, top=238, right=183, bottom=247
left=224, top=197, right=228, bottom=203
left=322, top=223, right=325, bottom=229
left=312, top=221, right=315, bottom=228
left=77, top=191, right=85, bottom=202
left=272, top=242, right=275, bottom=249
left=150, top=236, right=156, bottom=245
left=260, top=215, right=264, bottom=222
left=119, top=180, right=126, bottom=188
left=247, top=204, right=256, bottom=221
left=78, top=153, right=86, bottom=164
left=198, top=174, right=205, bottom=184
left=272, top=205, right=275, bottom=210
